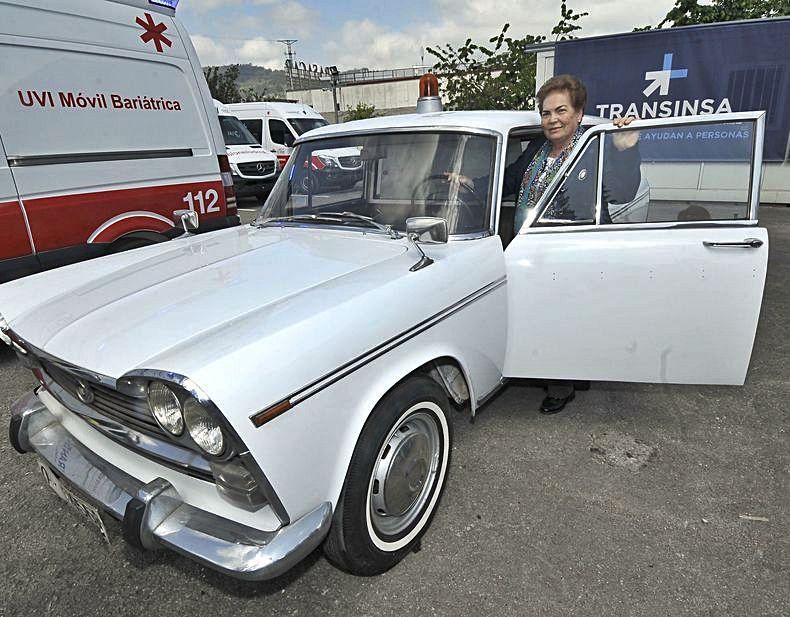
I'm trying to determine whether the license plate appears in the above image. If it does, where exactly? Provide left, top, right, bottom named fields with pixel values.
left=37, top=460, right=110, bottom=543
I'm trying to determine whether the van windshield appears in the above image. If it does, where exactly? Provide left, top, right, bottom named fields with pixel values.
left=289, top=118, right=329, bottom=135
left=219, top=116, right=258, bottom=145
left=258, top=131, right=496, bottom=236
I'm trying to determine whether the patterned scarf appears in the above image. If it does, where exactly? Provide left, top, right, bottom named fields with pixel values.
left=515, top=126, right=585, bottom=229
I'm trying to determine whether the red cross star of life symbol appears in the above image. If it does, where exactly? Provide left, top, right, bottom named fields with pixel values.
left=136, top=12, right=172, bottom=53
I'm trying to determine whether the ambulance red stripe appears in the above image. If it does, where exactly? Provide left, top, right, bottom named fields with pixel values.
left=21, top=180, right=226, bottom=252
left=0, top=199, right=33, bottom=260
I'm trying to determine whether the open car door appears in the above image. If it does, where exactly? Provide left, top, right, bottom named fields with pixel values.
left=503, top=112, right=767, bottom=385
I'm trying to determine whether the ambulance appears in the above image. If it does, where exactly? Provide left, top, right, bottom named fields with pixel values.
left=0, top=0, right=238, bottom=283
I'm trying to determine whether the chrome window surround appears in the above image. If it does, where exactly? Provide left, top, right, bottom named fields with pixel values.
left=499, top=121, right=602, bottom=236
left=522, top=111, right=767, bottom=234
left=294, top=126, right=504, bottom=241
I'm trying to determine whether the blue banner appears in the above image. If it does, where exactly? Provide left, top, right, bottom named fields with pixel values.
left=554, top=19, right=790, bottom=161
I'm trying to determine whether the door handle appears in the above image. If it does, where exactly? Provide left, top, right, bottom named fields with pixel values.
left=703, top=238, right=763, bottom=249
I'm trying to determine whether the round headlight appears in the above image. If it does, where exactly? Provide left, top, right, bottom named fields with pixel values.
left=148, top=382, right=184, bottom=436
left=183, top=397, right=225, bottom=456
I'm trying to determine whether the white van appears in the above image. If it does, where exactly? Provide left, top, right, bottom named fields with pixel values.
left=213, top=101, right=279, bottom=204
left=222, top=102, right=330, bottom=168
left=224, top=101, right=364, bottom=190
left=0, top=0, right=237, bottom=282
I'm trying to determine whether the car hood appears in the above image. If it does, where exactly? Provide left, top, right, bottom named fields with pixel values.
left=2, top=226, right=409, bottom=377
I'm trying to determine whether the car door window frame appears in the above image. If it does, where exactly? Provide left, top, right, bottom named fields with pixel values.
left=523, top=111, right=766, bottom=234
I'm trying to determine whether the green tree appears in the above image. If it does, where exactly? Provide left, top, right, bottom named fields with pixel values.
left=426, top=2, right=589, bottom=110
left=636, top=0, right=788, bottom=30
left=427, top=24, right=546, bottom=110
left=203, top=65, right=240, bottom=103
left=344, top=102, right=379, bottom=121
left=551, top=0, right=589, bottom=40
left=237, top=86, right=269, bottom=103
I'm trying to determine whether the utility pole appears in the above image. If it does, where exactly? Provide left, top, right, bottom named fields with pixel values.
left=329, top=66, right=340, bottom=123
left=277, top=39, right=297, bottom=90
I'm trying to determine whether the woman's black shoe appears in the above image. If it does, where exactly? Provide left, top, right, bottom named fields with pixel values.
left=540, top=390, right=575, bottom=414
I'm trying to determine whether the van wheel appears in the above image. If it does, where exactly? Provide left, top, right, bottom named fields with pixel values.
left=323, top=375, right=451, bottom=575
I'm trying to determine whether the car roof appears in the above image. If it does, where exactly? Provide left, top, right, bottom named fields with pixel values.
left=298, top=110, right=606, bottom=141
left=223, top=101, right=323, bottom=117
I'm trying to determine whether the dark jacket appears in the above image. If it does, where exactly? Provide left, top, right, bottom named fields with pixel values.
left=502, top=132, right=642, bottom=224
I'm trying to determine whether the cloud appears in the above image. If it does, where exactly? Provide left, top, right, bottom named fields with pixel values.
left=184, top=0, right=275, bottom=13
left=325, top=19, right=423, bottom=70
left=190, top=35, right=282, bottom=69
left=190, top=34, right=231, bottom=66
left=238, top=38, right=283, bottom=67
left=269, top=1, right=319, bottom=37
left=324, top=0, right=675, bottom=70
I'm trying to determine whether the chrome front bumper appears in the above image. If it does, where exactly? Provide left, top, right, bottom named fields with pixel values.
left=10, top=390, right=332, bottom=581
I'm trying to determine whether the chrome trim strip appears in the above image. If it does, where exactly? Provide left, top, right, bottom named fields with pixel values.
left=525, top=221, right=758, bottom=234
left=8, top=148, right=193, bottom=167
left=595, top=134, right=605, bottom=225
left=250, top=276, right=508, bottom=427
left=10, top=394, right=330, bottom=581
left=751, top=113, right=765, bottom=221
left=295, top=125, right=503, bottom=146
left=0, top=133, right=36, bottom=253
left=525, top=111, right=768, bottom=232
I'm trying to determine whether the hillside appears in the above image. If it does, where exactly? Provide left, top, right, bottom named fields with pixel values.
left=205, top=63, right=289, bottom=97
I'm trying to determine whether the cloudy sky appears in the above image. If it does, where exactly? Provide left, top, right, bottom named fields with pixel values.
left=178, top=0, right=678, bottom=70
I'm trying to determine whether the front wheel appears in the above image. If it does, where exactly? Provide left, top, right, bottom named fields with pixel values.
left=323, top=375, right=451, bottom=575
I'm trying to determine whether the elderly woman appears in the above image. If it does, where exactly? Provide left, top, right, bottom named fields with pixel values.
left=520, top=74, right=641, bottom=413
left=506, top=74, right=641, bottom=229
left=454, top=74, right=641, bottom=413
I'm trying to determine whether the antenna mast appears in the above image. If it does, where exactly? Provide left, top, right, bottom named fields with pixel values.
left=277, top=39, right=298, bottom=90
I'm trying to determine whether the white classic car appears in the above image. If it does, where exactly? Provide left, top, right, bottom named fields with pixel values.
left=1, top=107, right=768, bottom=580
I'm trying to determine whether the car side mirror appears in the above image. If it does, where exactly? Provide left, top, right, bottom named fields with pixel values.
left=405, top=217, right=448, bottom=272
left=173, top=209, right=199, bottom=234
left=405, top=217, right=448, bottom=244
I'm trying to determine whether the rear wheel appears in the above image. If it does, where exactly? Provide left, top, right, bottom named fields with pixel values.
left=323, top=375, right=451, bottom=575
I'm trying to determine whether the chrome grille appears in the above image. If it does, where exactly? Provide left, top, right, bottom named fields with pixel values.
left=41, top=359, right=164, bottom=438
left=237, top=161, right=276, bottom=177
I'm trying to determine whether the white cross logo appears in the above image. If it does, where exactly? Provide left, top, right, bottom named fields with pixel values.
left=643, top=52, right=688, bottom=98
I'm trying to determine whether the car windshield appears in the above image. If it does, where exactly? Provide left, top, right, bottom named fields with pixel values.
left=257, top=131, right=496, bottom=235
left=289, top=118, right=329, bottom=135
left=219, top=115, right=258, bottom=145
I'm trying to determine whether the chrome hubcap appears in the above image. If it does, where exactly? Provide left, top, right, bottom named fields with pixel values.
left=370, top=411, right=441, bottom=537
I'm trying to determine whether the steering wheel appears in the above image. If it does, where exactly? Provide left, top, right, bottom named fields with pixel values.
left=410, top=174, right=482, bottom=233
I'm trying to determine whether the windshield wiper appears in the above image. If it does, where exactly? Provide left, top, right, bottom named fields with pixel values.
left=257, top=212, right=401, bottom=239
left=322, top=212, right=402, bottom=239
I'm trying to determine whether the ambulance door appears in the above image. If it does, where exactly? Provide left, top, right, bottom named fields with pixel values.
left=0, top=134, right=36, bottom=282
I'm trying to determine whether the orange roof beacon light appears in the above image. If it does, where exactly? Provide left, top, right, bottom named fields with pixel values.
left=416, top=73, right=443, bottom=114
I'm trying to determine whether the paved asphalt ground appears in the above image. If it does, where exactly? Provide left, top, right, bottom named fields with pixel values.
left=0, top=206, right=787, bottom=617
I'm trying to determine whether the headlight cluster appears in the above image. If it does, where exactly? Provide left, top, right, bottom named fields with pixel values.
left=147, top=382, right=225, bottom=456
